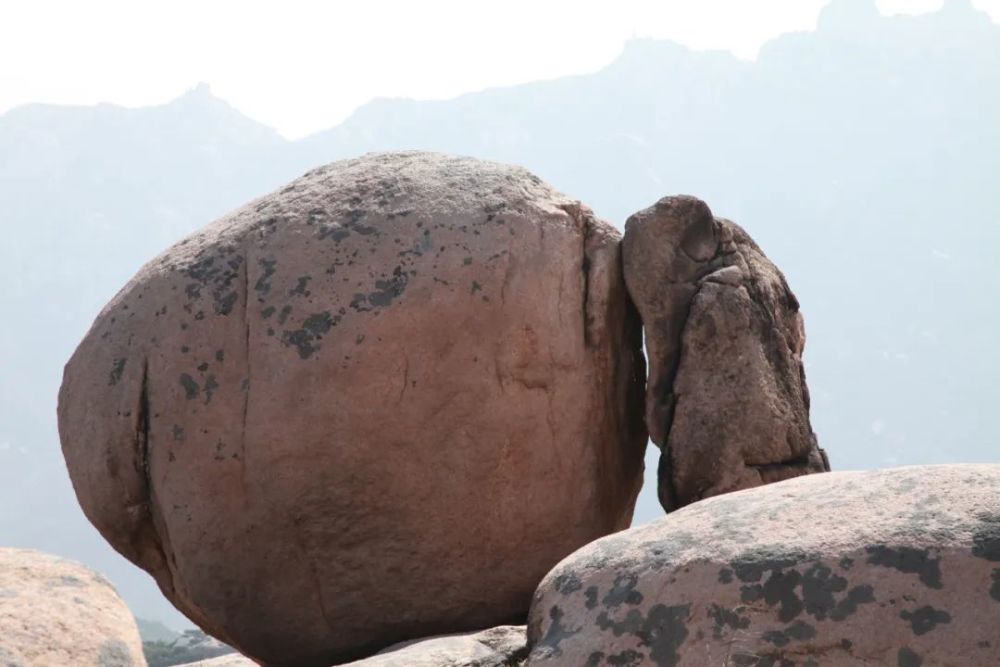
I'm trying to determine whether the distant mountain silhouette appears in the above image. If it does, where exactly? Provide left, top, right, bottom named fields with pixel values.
left=1, top=0, right=997, bottom=627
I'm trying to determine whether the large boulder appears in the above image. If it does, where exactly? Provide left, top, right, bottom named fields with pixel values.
left=58, top=152, right=647, bottom=666
left=527, top=464, right=1000, bottom=666
left=621, top=195, right=828, bottom=512
left=0, top=548, right=147, bottom=666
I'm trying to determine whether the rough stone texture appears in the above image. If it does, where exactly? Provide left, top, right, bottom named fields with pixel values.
left=527, top=464, right=1000, bottom=667
left=0, top=548, right=147, bottom=667
left=621, top=195, right=828, bottom=512
left=59, top=151, right=647, bottom=666
left=176, top=626, right=526, bottom=667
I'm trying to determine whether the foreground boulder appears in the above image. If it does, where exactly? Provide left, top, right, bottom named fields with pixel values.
left=59, top=152, right=647, bottom=666
left=0, top=548, right=147, bottom=666
left=528, top=464, right=1000, bottom=666
left=177, top=626, right=526, bottom=667
left=622, top=195, right=828, bottom=512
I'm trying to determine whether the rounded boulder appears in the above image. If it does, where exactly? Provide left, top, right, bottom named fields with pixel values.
left=528, top=464, right=1000, bottom=666
left=58, top=152, right=646, bottom=666
left=0, top=548, right=147, bottom=667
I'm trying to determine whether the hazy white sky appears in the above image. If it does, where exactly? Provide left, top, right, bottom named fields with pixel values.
left=2, top=0, right=998, bottom=138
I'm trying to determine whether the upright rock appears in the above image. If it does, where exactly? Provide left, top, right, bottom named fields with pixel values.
left=58, top=152, right=646, bottom=666
left=0, top=548, right=147, bottom=667
left=622, top=195, right=827, bottom=511
left=528, top=464, right=1000, bottom=667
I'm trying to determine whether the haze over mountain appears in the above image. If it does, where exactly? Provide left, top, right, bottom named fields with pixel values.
left=1, top=0, right=997, bottom=627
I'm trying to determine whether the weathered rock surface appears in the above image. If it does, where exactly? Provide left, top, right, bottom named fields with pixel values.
left=59, top=151, right=647, bottom=666
left=176, top=626, right=526, bottom=667
left=0, top=548, right=147, bottom=667
left=622, top=195, right=828, bottom=512
left=528, top=464, right=1000, bottom=666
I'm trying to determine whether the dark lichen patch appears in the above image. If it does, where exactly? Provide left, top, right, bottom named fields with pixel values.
left=758, top=567, right=804, bottom=623
left=642, top=604, right=691, bottom=667
left=216, top=290, right=238, bottom=315
left=602, top=573, right=643, bottom=608
left=866, top=545, right=942, bottom=588
left=203, top=375, right=219, bottom=404
left=281, top=311, right=340, bottom=360
left=553, top=572, right=583, bottom=595
left=762, top=620, right=817, bottom=647
left=255, top=259, right=277, bottom=296
left=584, top=586, right=599, bottom=610
left=277, top=304, right=293, bottom=325
left=718, top=568, right=734, bottom=583
left=991, top=569, right=1000, bottom=602
left=351, top=266, right=410, bottom=311
left=585, top=652, right=605, bottom=667
left=596, top=609, right=644, bottom=637
left=172, top=424, right=184, bottom=441
left=900, top=606, right=951, bottom=635
left=290, top=275, right=312, bottom=297
left=535, top=605, right=579, bottom=657
left=897, top=647, right=923, bottom=667
left=179, top=373, right=199, bottom=400
left=109, top=358, right=126, bottom=386
left=215, top=349, right=225, bottom=363
left=972, top=513, right=1000, bottom=561
left=606, top=649, right=643, bottom=666
left=707, top=604, right=750, bottom=639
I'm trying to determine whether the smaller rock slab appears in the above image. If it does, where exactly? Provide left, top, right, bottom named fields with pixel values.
left=177, top=626, right=526, bottom=667
left=527, top=465, right=1000, bottom=667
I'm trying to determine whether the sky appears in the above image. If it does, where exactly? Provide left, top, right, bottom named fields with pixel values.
left=2, top=0, right=999, bottom=138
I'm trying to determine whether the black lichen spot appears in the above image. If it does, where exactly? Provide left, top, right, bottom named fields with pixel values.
left=216, top=290, right=238, bottom=315
left=899, top=606, right=951, bottom=635
left=602, top=573, right=644, bottom=608
left=109, top=358, right=126, bottom=386
left=290, top=275, right=312, bottom=297
left=584, top=586, right=599, bottom=609
left=179, top=374, right=199, bottom=400
left=197, top=362, right=209, bottom=372
left=470, top=280, right=482, bottom=294
left=839, top=557, right=854, bottom=570
left=255, top=259, right=277, bottom=295
left=607, top=649, right=643, bottom=666
left=535, top=605, right=579, bottom=657
left=830, top=585, right=875, bottom=621
left=554, top=572, right=582, bottom=595
left=203, top=375, right=218, bottom=404
left=718, top=568, right=734, bottom=584
left=215, top=349, right=225, bottom=363
left=172, top=425, right=185, bottom=441
left=866, top=545, right=942, bottom=588
left=707, top=604, right=750, bottom=639
left=282, top=312, right=339, bottom=360
left=463, top=257, right=473, bottom=265
left=972, top=514, right=1000, bottom=561
left=897, top=647, right=923, bottom=667
left=760, top=567, right=804, bottom=622
left=991, top=569, right=1000, bottom=602
left=277, top=304, right=293, bottom=325
left=641, top=603, right=691, bottom=667
left=801, top=563, right=846, bottom=620
left=585, top=652, right=605, bottom=667
left=261, top=306, right=276, bottom=319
